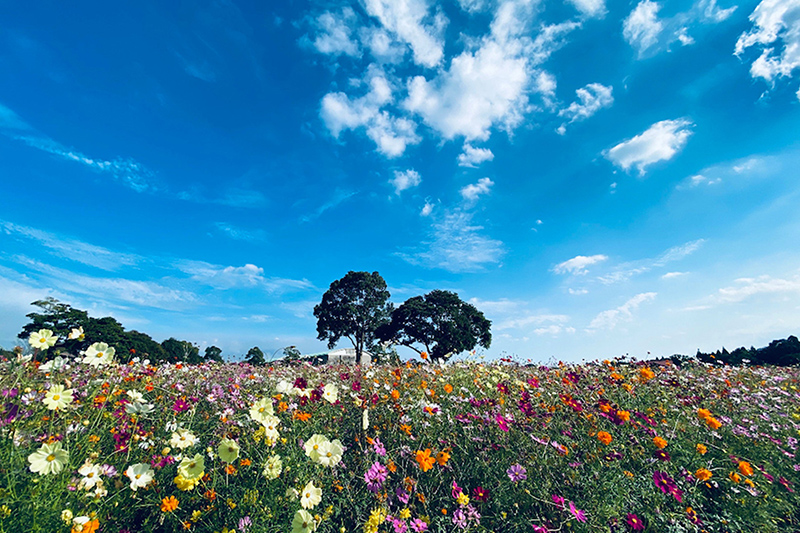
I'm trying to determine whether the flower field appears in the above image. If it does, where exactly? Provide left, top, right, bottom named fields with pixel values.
left=2, top=338, right=800, bottom=532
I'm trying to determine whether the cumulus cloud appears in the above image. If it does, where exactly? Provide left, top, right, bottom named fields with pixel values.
left=320, top=68, right=420, bottom=157
left=566, top=0, right=607, bottom=18
left=623, top=1, right=664, bottom=56
left=460, top=177, right=494, bottom=202
left=398, top=210, right=504, bottom=272
left=553, top=254, right=608, bottom=275
left=306, top=8, right=361, bottom=57
left=458, top=144, right=495, bottom=167
left=735, top=0, right=800, bottom=89
left=390, top=169, right=422, bottom=194
left=420, top=201, right=434, bottom=216
left=588, top=292, right=657, bottom=330
left=605, top=118, right=694, bottom=175
left=558, top=83, right=614, bottom=129
left=363, top=0, right=447, bottom=67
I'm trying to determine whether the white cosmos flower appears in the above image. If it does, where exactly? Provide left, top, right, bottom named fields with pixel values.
left=127, top=390, right=145, bottom=403
left=315, top=439, right=343, bottom=467
left=39, top=356, right=69, bottom=373
left=292, top=509, right=316, bottom=533
left=43, top=384, right=74, bottom=411
left=276, top=380, right=292, bottom=395
left=29, top=329, right=58, bottom=351
left=303, top=434, right=329, bottom=462
left=249, top=397, right=274, bottom=424
left=322, top=383, right=338, bottom=404
left=83, top=342, right=115, bottom=367
left=300, top=480, right=322, bottom=509
left=262, top=454, right=283, bottom=480
left=78, top=461, right=102, bottom=490
left=262, top=415, right=281, bottom=439
left=28, top=441, right=69, bottom=475
left=125, top=463, right=154, bottom=491
left=362, top=409, right=369, bottom=430
left=68, top=327, right=85, bottom=340
left=169, top=429, right=197, bottom=450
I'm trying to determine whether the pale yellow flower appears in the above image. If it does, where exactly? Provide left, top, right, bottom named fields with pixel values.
left=28, top=441, right=69, bottom=475
left=29, top=329, right=58, bottom=350
left=43, top=384, right=74, bottom=411
left=83, top=342, right=115, bottom=367
left=300, top=480, right=322, bottom=509
left=178, top=453, right=205, bottom=480
left=218, top=438, right=240, bottom=463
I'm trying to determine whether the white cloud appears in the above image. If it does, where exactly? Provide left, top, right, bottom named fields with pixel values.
left=177, top=260, right=313, bottom=293
left=597, top=239, right=704, bottom=284
left=662, top=271, right=688, bottom=279
left=360, top=27, right=407, bottom=63
left=534, top=324, right=577, bottom=335
left=213, top=222, right=266, bottom=242
left=420, top=202, right=434, bottom=216
left=568, top=288, right=589, bottom=294
left=404, top=40, right=530, bottom=141
left=698, top=0, right=737, bottom=22
left=320, top=68, right=421, bottom=157
left=605, top=118, right=694, bottom=175
left=553, top=254, right=608, bottom=275
left=458, top=144, right=495, bottom=167
left=363, top=0, right=447, bottom=67
left=716, top=275, right=800, bottom=303
left=735, top=0, right=800, bottom=87
left=623, top=1, right=664, bottom=56
left=460, top=177, right=494, bottom=202
left=558, top=83, right=614, bottom=127
left=398, top=210, right=504, bottom=272
left=535, top=70, right=558, bottom=109
left=308, top=8, right=361, bottom=57
left=566, top=0, right=607, bottom=18
left=1, top=220, right=140, bottom=271
left=390, top=169, right=422, bottom=194
left=588, top=292, right=657, bottom=330
left=301, top=189, right=358, bottom=222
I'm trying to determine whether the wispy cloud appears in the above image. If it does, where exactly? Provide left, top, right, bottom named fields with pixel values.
left=458, top=144, right=494, bottom=167
left=553, top=254, right=608, bottom=275
left=398, top=210, right=504, bottom=272
left=301, top=189, right=358, bottom=223
left=588, top=292, right=657, bottom=331
left=605, top=118, right=694, bottom=175
left=0, top=103, right=157, bottom=193
left=175, top=260, right=314, bottom=293
left=213, top=222, right=267, bottom=242
left=715, top=275, right=800, bottom=303
left=390, top=169, right=422, bottom=195
left=597, top=239, right=704, bottom=284
left=1, top=220, right=140, bottom=271
left=558, top=83, right=614, bottom=130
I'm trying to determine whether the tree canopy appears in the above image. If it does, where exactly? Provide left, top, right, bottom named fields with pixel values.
left=378, top=290, right=491, bottom=362
left=313, top=271, right=393, bottom=365
left=245, top=346, right=265, bottom=366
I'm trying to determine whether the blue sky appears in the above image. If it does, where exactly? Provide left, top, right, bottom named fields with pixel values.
left=1, top=0, right=799, bottom=362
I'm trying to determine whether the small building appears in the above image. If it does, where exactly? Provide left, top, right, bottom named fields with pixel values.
left=280, top=347, right=372, bottom=367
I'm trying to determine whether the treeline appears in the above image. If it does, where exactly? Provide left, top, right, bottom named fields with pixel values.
left=691, top=335, right=800, bottom=367
left=9, top=298, right=225, bottom=364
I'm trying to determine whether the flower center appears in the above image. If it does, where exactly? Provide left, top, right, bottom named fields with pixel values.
left=259, top=407, right=265, bottom=413
left=189, top=462, right=196, bottom=468
left=96, top=352, right=104, bottom=358
left=46, top=454, right=56, bottom=462
left=87, top=472, right=94, bottom=478
left=40, top=338, right=47, bottom=344
left=313, top=445, right=318, bottom=450
left=228, top=447, right=235, bottom=453
left=53, top=395, right=60, bottom=401
left=135, top=474, right=141, bottom=479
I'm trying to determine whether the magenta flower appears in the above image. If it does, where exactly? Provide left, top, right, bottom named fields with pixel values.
left=568, top=501, right=586, bottom=523
left=506, top=464, right=527, bottom=482
left=551, top=494, right=565, bottom=509
left=625, top=513, right=644, bottom=531
left=409, top=518, right=428, bottom=532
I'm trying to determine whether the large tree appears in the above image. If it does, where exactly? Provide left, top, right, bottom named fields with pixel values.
left=245, top=346, right=265, bottom=366
left=378, top=290, right=491, bottom=363
left=313, top=271, right=393, bottom=365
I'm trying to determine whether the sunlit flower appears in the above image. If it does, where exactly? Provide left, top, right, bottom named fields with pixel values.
left=415, top=449, right=435, bottom=472
left=161, top=495, right=179, bottom=513
left=696, top=443, right=708, bottom=455
left=323, top=383, right=338, bottom=403
left=43, top=384, right=74, bottom=411
left=695, top=468, right=712, bottom=481
left=653, top=437, right=668, bottom=449
left=126, top=463, right=155, bottom=491
left=178, top=453, right=205, bottom=480
left=78, top=461, right=103, bottom=490
left=29, top=329, right=58, bottom=351
left=263, top=454, right=283, bottom=479
left=262, top=415, right=281, bottom=439
left=68, top=327, right=85, bottom=341
left=597, top=431, right=612, bottom=445
left=71, top=516, right=99, bottom=533
left=304, top=434, right=329, bottom=462
left=739, top=461, right=754, bottom=476
left=174, top=474, right=201, bottom=491
left=300, top=480, right=322, bottom=509
left=28, top=441, right=69, bottom=475
left=249, top=398, right=274, bottom=424
left=170, top=429, right=197, bottom=450
left=291, top=509, right=316, bottom=533
left=218, top=438, right=240, bottom=463
left=362, top=409, right=370, bottom=430
left=316, top=439, right=343, bottom=467
left=83, top=342, right=115, bottom=367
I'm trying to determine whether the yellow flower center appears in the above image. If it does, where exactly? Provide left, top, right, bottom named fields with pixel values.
left=189, top=462, right=196, bottom=468
left=46, top=454, right=56, bottom=462
left=52, top=395, right=60, bottom=401
left=259, top=407, right=265, bottom=413
left=135, top=474, right=141, bottom=479
left=326, top=452, right=332, bottom=457
left=96, top=352, right=104, bottom=358
left=305, top=492, right=310, bottom=498
left=87, top=472, right=94, bottom=478
left=40, top=338, right=47, bottom=344
left=313, top=444, right=318, bottom=450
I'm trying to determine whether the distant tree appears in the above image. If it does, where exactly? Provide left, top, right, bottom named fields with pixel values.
left=162, top=338, right=201, bottom=364
left=314, top=271, right=393, bottom=365
left=204, top=345, right=224, bottom=363
left=18, top=298, right=92, bottom=358
left=378, top=290, right=491, bottom=363
left=123, top=330, right=167, bottom=363
left=281, top=346, right=301, bottom=365
left=245, top=346, right=266, bottom=366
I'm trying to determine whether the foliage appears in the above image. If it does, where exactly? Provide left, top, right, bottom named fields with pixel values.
left=245, top=346, right=266, bottom=366
left=695, top=335, right=800, bottom=366
left=204, top=345, right=224, bottom=363
left=161, top=338, right=202, bottom=365
left=378, top=290, right=491, bottom=362
left=313, top=271, right=393, bottom=365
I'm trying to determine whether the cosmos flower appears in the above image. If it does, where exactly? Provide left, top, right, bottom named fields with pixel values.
left=300, top=480, right=322, bottom=509
left=82, top=342, right=115, bottom=367
left=506, top=464, right=527, bottom=482
left=29, top=329, right=58, bottom=351
left=125, top=463, right=155, bottom=491
left=43, top=384, right=74, bottom=411
left=28, top=441, right=69, bottom=475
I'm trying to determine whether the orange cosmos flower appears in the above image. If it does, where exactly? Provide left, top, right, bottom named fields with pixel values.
left=695, top=468, right=712, bottom=481
left=420, top=352, right=428, bottom=360
left=72, top=519, right=100, bottom=533
left=706, top=417, right=722, bottom=430
left=161, top=496, right=179, bottom=513
left=597, top=431, right=612, bottom=445
left=639, top=367, right=655, bottom=381
left=400, top=424, right=412, bottom=436
left=696, top=443, right=708, bottom=455
left=738, top=461, right=753, bottom=476
left=415, top=449, right=436, bottom=472
left=292, top=411, right=311, bottom=422
left=391, top=389, right=400, bottom=401
left=697, top=408, right=712, bottom=420
left=617, top=410, right=631, bottom=422
left=444, top=384, right=454, bottom=394
left=435, top=451, right=450, bottom=466
left=653, top=437, right=668, bottom=449
left=729, top=471, right=741, bottom=483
